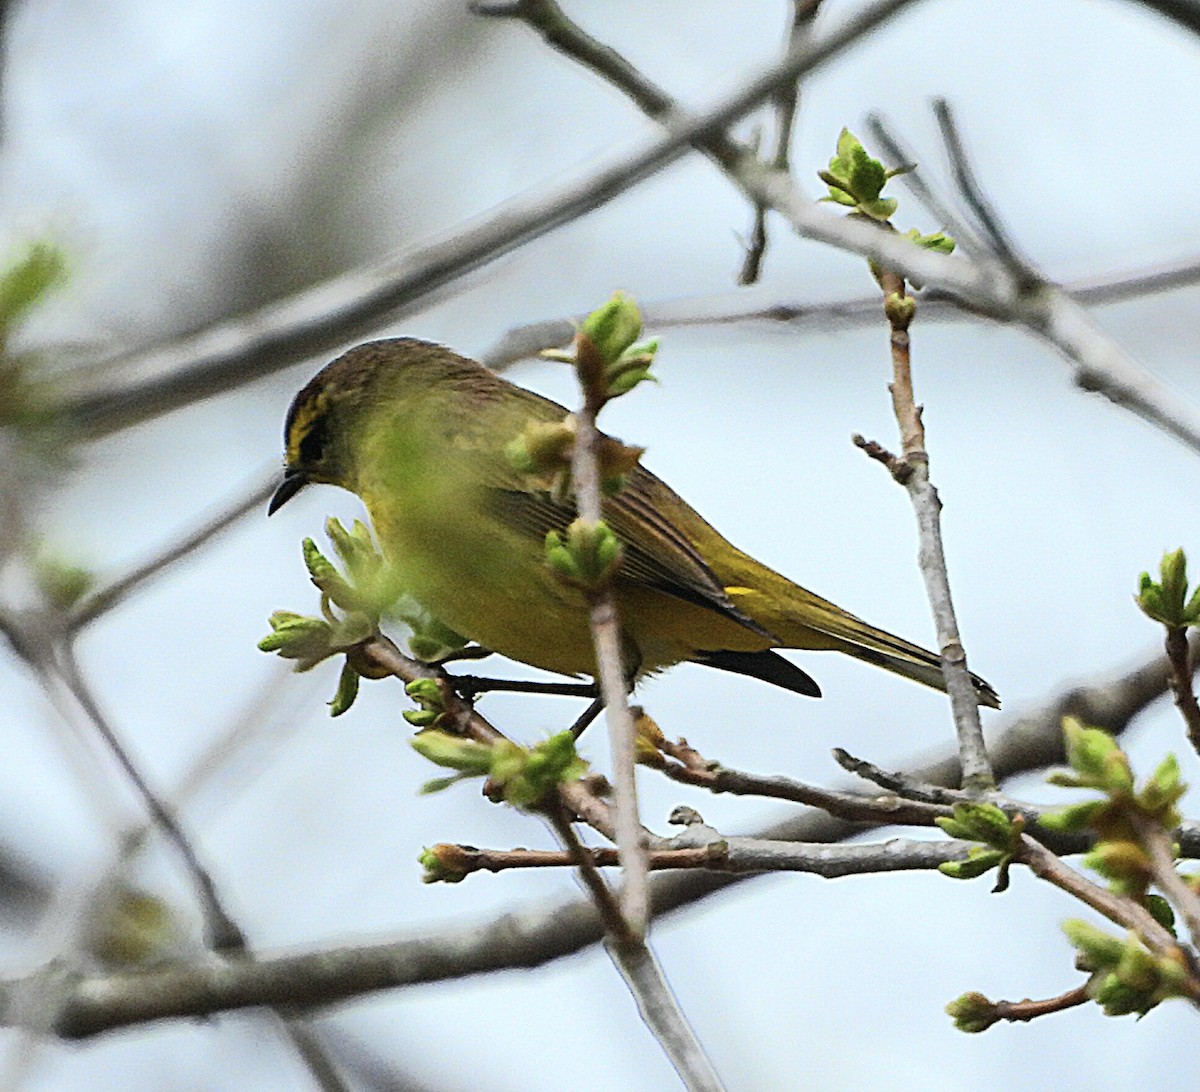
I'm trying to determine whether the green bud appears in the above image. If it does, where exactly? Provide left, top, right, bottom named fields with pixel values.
left=419, top=846, right=466, bottom=884
left=905, top=227, right=956, bottom=255
left=1092, top=971, right=1152, bottom=1017
left=1136, top=549, right=1200, bottom=627
left=1140, top=753, right=1185, bottom=820
left=935, top=802, right=1016, bottom=849
left=303, top=537, right=359, bottom=611
left=545, top=520, right=623, bottom=591
left=938, top=847, right=1007, bottom=880
left=1037, top=799, right=1105, bottom=833
left=606, top=365, right=654, bottom=398
left=258, top=611, right=335, bottom=668
left=486, top=731, right=589, bottom=811
left=405, top=677, right=444, bottom=709
left=1062, top=717, right=1132, bottom=793
left=85, top=885, right=180, bottom=968
left=581, top=291, right=643, bottom=365
left=410, top=730, right=494, bottom=774
left=1081, top=840, right=1151, bottom=888
left=945, top=991, right=999, bottom=1034
left=504, top=418, right=576, bottom=477
left=36, top=554, right=94, bottom=610
left=884, top=291, right=916, bottom=330
left=1062, top=919, right=1127, bottom=970
left=328, top=661, right=360, bottom=717
left=403, top=709, right=440, bottom=727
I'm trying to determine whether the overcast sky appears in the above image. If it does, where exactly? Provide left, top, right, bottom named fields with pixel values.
left=1, top=1, right=1199, bottom=1089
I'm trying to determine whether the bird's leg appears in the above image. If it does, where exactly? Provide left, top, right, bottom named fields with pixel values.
left=569, top=696, right=605, bottom=739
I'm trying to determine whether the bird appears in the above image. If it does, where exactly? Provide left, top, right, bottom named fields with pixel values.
left=269, top=337, right=998, bottom=708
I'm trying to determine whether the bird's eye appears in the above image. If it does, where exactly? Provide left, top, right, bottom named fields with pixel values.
left=298, top=416, right=329, bottom=465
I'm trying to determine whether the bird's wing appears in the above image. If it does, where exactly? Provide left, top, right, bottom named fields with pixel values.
left=485, top=471, right=774, bottom=640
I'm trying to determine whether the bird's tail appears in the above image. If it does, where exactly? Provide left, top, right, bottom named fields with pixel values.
left=721, top=561, right=1000, bottom=709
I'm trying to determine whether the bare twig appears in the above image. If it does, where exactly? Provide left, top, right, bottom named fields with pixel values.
left=479, top=253, right=1200, bottom=370
left=569, top=354, right=649, bottom=936
left=48, top=648, right=245, bottom=952
left=542, top=807, right=724, bottom=1089
left=932, top=99, right=1039, bottom=282
left=546, top=810, right=632, bottom=944
left=738, top=0, right=823, bottom=284
left=420, top=835, right=968, bottom=878
left=603, top=942, right=725, bottom=1092
left=870, top=269, right=994, bottom=788
left=70, top=469, right=278, bottom=629
left=1163, top=626, right=1200, bottom=755
left=984, top=984, right=1091, bottom=1025
left=1016, top=834, right=1197, bottom=988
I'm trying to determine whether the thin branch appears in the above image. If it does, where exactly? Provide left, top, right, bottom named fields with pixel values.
left=543, top=809, right=723, bottom=1089
left=49, top=647, right=245, bottom=952
left=603, top=941, right=725, bottom=1092
left=738, top=0, right=823, bottom=284
left=484, top=0, right=1200, bottom=459
left=478, top=253, right=1200, bottom=370
left=1016, top=834, right=1199, bottom=998
left=986, top=984, right=1091, bottom=1025
left=0, top=635, right=1187, bottom=1040
left=569, top=353, right=648, bottom=937
left=1164, top=626, right=1200, bottom=755
left=870, top=269, right=994, bottom=788
left=1133, top=813, right=1200, bottom=955
left=932, top=99, right=1038, bottom=281
left=419, top=835, right=968, bottom=878
left=59, top=0, right=919, bottom=440
left=70, top=469, right=277, bottom=629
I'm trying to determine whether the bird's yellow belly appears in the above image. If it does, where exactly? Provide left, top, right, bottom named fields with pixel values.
left=369, top=500, right=768, bottom=679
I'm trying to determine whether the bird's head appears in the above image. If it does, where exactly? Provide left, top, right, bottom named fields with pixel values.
left=268, top=338, right=464, bottom=515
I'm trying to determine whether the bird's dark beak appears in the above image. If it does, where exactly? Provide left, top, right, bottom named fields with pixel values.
left=268, top=468, right=308, bottom=515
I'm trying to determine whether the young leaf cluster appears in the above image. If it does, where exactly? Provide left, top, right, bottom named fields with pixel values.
left=937, top=802, right=1023, bottom=891
left=411, top=729, right=588, bottom=815
left=1137, top=548, right=1200, bottom=629
left=1061, top=920, right=1190, bottom=1018
left=545, top=518, right=624, bottom=593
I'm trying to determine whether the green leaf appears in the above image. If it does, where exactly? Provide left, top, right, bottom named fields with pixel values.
left=410, top=730, right=494, bottom=773
left=938, top=848, right=1006, bottom=879
left=328, top=661, right=360, bottom=717
left=936, top=802, right=1015, bottom=848
left=0, top=242, right=66, bottom=335
left=857, top=196, right=898, bottom=222
left=1146, top=894, right=1177, bottom=933
left=1062, top=919, right=1126, bottom=970
left=1037, top=799, right=1105, bottom=833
